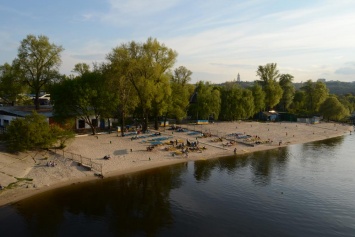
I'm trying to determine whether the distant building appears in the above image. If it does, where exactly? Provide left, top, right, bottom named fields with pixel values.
left=0, top=105, right=53, bottom=126
left=237, top=73, right=241, bottom=82
left=317, top=78, right=326, bottom=83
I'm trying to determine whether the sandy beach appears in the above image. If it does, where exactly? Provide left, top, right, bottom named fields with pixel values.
left=0, top=121, right=353, bottom=207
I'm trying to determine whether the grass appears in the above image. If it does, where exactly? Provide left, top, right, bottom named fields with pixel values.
left=3, top=177, right=33, bottom=190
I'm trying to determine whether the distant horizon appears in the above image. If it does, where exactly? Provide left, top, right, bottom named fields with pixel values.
left=1, top=1, right=355, bottom=83
left=220, top=79, right=355, bottom=84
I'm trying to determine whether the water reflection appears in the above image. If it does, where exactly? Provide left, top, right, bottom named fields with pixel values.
left=10, top=163, right=187, bottom=236
left=193, top=147, right=290, bottom=186
left=249, top=148, right=289, bottom=186
left=302, top=135, right=344, bottom=151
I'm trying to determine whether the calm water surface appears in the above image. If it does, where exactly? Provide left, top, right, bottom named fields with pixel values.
left=0, top=135, right=354, bottom=237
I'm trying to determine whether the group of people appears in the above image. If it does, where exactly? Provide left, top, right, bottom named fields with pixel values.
left=186, top=139, right=198, bottom=147
left=46, top=161, right=57, bottom=167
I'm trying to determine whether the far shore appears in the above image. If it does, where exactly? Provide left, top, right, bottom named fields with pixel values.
left=0, top=121, right=353, bottom=207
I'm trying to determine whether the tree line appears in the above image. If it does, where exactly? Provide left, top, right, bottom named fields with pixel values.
left=1, top=34, right=355, bottom=140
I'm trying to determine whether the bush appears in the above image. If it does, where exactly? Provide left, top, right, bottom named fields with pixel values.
left=4, top=111, right=74, bottom=152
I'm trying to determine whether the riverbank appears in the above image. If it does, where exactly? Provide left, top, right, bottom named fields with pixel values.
left=0, top=121, right=353, bottom=207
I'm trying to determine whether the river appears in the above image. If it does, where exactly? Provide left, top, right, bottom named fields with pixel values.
left=0, top=135, right=354, bottom=236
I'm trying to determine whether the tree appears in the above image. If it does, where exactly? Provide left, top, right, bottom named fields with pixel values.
left=250, top=83, right=265, bottom=116
left=50, top=124, right=75, bottom=149
left=105, top=50, right=138, bottom=136
left=72, top=63, right=90, bottom=76
left=278, top=74, right=295, bottom=111
left=301, top=80, right=329, bottom=114
left=52, top=69, right=112, bottom=135
left=219, top=83, right=254, bottom=120
left=165, top=66, right=193, bottom=122
left=151, top=73, right=172, bottom=130
left=0, top=63, right=28, bottom=105
left=338, top=94, right=355, bottom=114
left=256, top=63, right=283, bottom=109
left=289, top=90, right=307, bottom=115
left=172, top=66, right=192, bottom=86
left=189, top=81, right=221, bottom=120
left=14, top=34, right=63, bottom=110
left=111, top=38, right=178, bottom=132
left=220, top=82, right=242, bottom=121
left=241, top=89, right=255, bottom=119
left=4, top=111, right=71, bottom=152
left=319, top=96, right=350, bottom=121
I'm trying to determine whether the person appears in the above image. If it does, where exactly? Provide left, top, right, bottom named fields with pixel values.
left=234, top=148, right=237, bottom=154
left=0, top=184, right=3, bottom=190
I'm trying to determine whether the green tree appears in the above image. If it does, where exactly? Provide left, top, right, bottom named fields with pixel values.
left=14, top=34, right=64, bottom=110
left=278, top=74, right=295, bottom=111
left=319, top=95, right=350, bottom=121
left=72, top=63, right=90, bottom=76
left=289, top=90, right=307, bottom=115
left=111, top=38, right=178, bottom=132
left=52, top=70, right=112, bottom=135
left=50, top=124, right=75, bottom=149
left=5, top=111, right=62, bottom=152
left=151, top=73, right=172, bottom=129
left=0, top=62, right=28, bottom=105
left=190, top=81, right=221, bottom=120
left=220, top=83, right=254, bottom=120
left=256, top=63, right=283, bottom=109
left=301, top=80, right=329, bottom=114
left=105, top=50, right=138, bottom=136
left=240, top=89, right=255, bottom=119
left=338, top=94, right=355, bottom=113
left=166, top=66, right=193, bottom=122
left=250, top=83, right=265, bottom=115
left=220, top=83, right=242, bottom=120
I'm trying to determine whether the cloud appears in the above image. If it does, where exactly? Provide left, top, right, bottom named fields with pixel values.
left=210, top=63, right=256, bottom=69
left=335, top=67, right=355, bottom=75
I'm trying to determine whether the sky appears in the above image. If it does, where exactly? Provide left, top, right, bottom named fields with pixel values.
left=1, top=0, right=355, bottom=83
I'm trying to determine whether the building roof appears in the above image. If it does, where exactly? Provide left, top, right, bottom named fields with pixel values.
left=0, top=105, right=53, bottom=118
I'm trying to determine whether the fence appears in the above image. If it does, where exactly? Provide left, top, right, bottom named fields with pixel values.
left=50, top=149, right=103, bottom=176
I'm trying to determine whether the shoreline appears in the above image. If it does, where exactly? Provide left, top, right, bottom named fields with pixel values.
left=1, top=121, right=353, bottom=207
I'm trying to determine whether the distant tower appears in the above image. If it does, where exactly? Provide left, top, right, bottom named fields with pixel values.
left=237, top=73, right=241, bottom=82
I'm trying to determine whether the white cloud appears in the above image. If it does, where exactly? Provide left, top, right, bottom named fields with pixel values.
left=335, top=62, right=355, bottom=75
